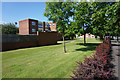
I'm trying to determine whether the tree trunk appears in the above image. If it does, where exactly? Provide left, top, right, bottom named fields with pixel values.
left=117, top=35, right=118, bottom=42
left=83, top=26, right=86, bottom=46
left=84, top=33, right=86, bottom=46
left=112, top=35, right=113, bottom=39
left=71, top=36, right=74, bottom=40
left=95, top=36, right=97, bottom=38
left=62, top=35, right=67, bottom=53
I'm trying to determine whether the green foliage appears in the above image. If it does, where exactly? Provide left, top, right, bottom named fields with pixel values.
left=91, top=2, right=110, bottom=36
left=44, top=2, right=120, bottom=43
left=44, top=2, right=74, bottom=52
left=105, top=2, right=120, bottom=36
left=91, top=2, right=120, bottom=38
left=75, top=2, right=92, bottom=32
left=44, top=2, right=74, bottom=34
left=73, top=2, right=120, bottom=39
left=74, top=2, right=93, bottom=45
left=64, top=22, right=78, bottom=40
left=1, top=23, right=19, bottom=34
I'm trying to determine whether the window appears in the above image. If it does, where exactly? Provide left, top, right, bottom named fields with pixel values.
left=38, top=23, right=42, bottom=28
left=88, top=34, right=90, bottom=37
left=32, top=29, right=36, bottom=32
left=53, top=24, right=55, bottom=27
left=92, top=35, right=94, bottom=38
left=49, top=24, right=51, bottom=27
left=38, top=29, right=42, bottom=32
left=45, top=24, right=49, bottom=27
left=32, top=21, right=36, bottom=25
left=47, top=24, right=50, bottom=27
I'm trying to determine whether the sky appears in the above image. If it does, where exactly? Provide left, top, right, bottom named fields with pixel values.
left=2, top=2, right=51, bottom=27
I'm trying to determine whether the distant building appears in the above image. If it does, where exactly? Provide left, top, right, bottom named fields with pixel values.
left=76, top=33, right=95, bottom=38
left=19, top=19, right=57, bottom=35
left=48, top=22, right=57, bottom=32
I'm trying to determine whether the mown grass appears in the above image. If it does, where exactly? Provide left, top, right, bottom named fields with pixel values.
left=2, top=38, right=102, bottom=78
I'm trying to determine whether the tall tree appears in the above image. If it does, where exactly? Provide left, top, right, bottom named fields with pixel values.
left=105, top=2, right=120, bottom=41
left=90, top=2, right=120, bottom=40
left=90, top=2, right=108, bottom=39
left=44, top=2, right=74, bottom=53
left=74, top=2, right=92, bottom=46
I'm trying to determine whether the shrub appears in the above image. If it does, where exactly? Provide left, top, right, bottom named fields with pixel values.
left=1, top=23, right=19, bottom=34
left=71, top=39, right=113, bottom=80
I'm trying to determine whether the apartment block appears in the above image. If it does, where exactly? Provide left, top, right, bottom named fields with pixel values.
left=19, top=19, right=57, bottom=35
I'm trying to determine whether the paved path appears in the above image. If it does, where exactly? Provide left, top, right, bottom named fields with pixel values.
left=111, top=40, right=120, bottom=80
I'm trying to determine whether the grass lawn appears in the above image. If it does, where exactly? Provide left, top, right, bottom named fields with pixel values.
left=2, top=38, right=102, bottom=78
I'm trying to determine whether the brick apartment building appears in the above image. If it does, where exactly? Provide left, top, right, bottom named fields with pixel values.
left=19, top=19, right=57, bottom=35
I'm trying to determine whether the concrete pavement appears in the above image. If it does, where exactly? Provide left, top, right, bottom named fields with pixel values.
left=111, top=40, right=120, bottom=80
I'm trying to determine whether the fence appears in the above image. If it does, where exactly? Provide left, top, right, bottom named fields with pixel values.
left=2, top=32, right=59, bottom=51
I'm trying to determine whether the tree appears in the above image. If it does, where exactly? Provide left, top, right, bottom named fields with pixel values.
left=105, top=2, right=120, bottom=41
left=1, top=23, right=19, bottom=34
left=74, top=2, right=92, bottom=46
left=90, top=2, right=120, bottom=40
left=44, top=2, right=74, bottom=53
left=64, top=22, right=78, bottom=40
left=90, top=2, right=111, bottom=39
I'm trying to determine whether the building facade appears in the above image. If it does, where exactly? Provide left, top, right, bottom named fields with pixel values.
left=76, top=33, right=95, bottom=38
left=19, top=19, right=57, bottom=35
left=48, top=22, right=57, bottom=31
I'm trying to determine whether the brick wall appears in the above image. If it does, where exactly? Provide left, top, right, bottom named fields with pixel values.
left=37, top=32, right=58, bottom=45
left=2, top=34, right=38, bottom=51
left=29, top=19, right=38, bottom=34
left=19, top=19, right=38, bottom=35
left=19, top=19, right=58, bottom=35
left=19, top=19, right=29, bottom=35
left=2, top=32, right=58, bottom=51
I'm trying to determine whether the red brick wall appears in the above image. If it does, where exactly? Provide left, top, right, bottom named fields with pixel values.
left=2, top=41, right=38, bottom=51
left=19, top=19, right=57, bottom=35
left=19, top=19, right=29, bottom=35
left=19, top=19, right=38, bottom=35
left=2, top=32, right=58, bottom=51
left=37, top=32, right=58, bottom=45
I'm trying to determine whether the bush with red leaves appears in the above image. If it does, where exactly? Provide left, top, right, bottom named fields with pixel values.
left=71, top=39, right=113, bottom=80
